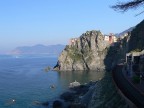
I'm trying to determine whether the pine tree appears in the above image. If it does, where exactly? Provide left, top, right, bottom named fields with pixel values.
left=112, top=0, right=144, bottom=15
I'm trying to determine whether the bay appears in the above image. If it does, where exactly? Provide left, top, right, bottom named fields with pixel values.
left=0, top=55, right=104, bottom=108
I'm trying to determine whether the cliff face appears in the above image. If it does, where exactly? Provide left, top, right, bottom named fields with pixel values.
left=114, top=20, right=144, bottom=60
left=88, top=20, right=144, bottom=108
left=128, top=20, right=144, bottom=52
left=54, top=30, right=110, bottom=71
left=54, top=20, right=144, bottom=71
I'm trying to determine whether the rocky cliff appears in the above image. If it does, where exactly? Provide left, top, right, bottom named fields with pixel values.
left=113, top=20, right=144, bottom=60
left=53, top=20, right=144, bottom=107
left=54, top=30, right=110, bottom=71
left=128, top=20, right=144, bottom=52
left=53, top=20, right=144, bottom=71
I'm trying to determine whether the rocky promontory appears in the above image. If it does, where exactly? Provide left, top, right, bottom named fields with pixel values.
left=54, top=30, right=110, bottom=71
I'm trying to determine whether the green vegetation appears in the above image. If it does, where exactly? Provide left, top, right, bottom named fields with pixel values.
left=86, top=55, right=93, bottom=63
left=82, top=46, right=91, bottom=56
left=132, top=75, right=140, bottom=83
left=122, top=37, right=127, bottom=47
left=107, top=46, right=119, bottom=57
left=112, top=0, right=144, bottom=15
left=67, top=46, right=83, bottom=61
left=97, top=72, right=128, bottom=108
left=130, top=49, right=142, bottom=53
left=128, top=20, right=144, bottom=52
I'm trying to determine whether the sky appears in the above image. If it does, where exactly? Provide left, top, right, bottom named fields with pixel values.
left=0, top=0, right=143, bottom=53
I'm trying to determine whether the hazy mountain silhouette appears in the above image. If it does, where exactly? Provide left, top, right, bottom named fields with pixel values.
left=10, top=44, right=65, bottom=55
left=115, top=27, right=135, bottom=37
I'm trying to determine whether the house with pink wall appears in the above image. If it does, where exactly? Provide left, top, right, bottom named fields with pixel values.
left=104, top=33, right=117, bottom=44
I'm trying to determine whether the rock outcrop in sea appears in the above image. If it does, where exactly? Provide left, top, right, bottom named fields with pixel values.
left=54, top=30, right=110, bottom=71
left=52, top=20, right=144, bottom=108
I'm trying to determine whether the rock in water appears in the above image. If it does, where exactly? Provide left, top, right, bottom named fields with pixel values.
left=53, top=100, right=63, bottom=108
left=54, top=30, right=110, bottom=71
left=5, top=99, right=16, bottom=106
left=69, top=80, right=80, bottom=88
left=41, top=101, right=49, bottom=106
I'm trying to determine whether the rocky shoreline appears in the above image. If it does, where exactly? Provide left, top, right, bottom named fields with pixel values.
left=33, top=81, right=97, bottom=108
left=59, top=81, right=97, bottom=108
left=37, top=72, right=129, bottom=108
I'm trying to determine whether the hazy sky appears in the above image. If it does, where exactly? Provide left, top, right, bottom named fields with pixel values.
left=0, top=0, right=143, bottom=52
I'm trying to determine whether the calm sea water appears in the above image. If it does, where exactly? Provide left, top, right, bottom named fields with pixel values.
left=0, top=55, right=105, bottom=108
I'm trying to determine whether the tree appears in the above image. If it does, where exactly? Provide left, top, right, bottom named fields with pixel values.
left=112, top=0, right=144, bottom=15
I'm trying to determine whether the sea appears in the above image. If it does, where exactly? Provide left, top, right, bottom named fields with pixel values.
left=0, top=54, right=105, bottom=108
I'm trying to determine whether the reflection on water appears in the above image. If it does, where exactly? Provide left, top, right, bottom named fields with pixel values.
left=58, top=70, right=105, bottom=85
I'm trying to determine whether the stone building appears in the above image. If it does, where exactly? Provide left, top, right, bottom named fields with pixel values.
left=104, top=35, right=109, bottom=41
left=126, top=50, right=144, bottom=78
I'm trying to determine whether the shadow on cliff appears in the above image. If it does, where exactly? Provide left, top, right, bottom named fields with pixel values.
left=104, top=43, right=121, bottom=72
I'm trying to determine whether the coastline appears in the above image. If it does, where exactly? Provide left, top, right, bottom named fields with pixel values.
left=40, top=71, right=129, bottom=108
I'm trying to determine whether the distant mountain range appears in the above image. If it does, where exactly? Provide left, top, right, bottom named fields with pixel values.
left=115, top=27, right=135, bottom=37
left=9, top=26, right=135, bottom=55
left=10, top=44, right=65, bottom=55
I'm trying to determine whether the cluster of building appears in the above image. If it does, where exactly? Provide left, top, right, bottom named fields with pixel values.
left=104, top=33, right=117, bottom=44
left=126, top=50, right=144, bottom=79
left=69, top=38, right=78, bottom=46
left=69, top=33, right=118, bottom=46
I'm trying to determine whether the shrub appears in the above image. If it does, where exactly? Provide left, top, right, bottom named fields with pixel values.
left=132, top=76, right=140, bottom=83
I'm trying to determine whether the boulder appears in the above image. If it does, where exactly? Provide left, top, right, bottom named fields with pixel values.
left=41, top=101, right=49, bottom=106
left=68, top=103, right=86, bottom=108
left=53, top=100, right=63, bottom=108
left=60, top=92, right=75, bottom=102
